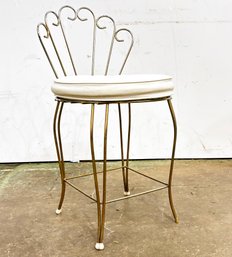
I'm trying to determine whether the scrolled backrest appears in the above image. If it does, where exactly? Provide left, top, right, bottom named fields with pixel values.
left=37, top=6, right=134, bottom=79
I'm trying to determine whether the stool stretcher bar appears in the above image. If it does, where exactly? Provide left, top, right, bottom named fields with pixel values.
left=63, top=166, right=169, bottom=204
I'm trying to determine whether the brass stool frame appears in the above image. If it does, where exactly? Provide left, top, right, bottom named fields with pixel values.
left=37, top=5, right=178, bottom=250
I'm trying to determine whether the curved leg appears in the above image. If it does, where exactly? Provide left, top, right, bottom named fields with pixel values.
left=118, top=103, right=131, bottom=196
left=125, top=103, right=131, bottom=195
left=167, top=99, right=179, bottom=224
left=90, top=104, right=102, bottom=247
left=118, top=104, right=126, bottom=192
left=99, top=104, right=109, bottom=247
left=53, top=101, right=66, bottom=214
left=90, top=104, right=109, bottom=250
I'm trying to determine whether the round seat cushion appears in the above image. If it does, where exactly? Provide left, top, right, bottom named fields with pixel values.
left=52, top=74, right=174, bottom=102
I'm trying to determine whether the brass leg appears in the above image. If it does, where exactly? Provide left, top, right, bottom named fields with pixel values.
left=118, top=104, right=126, bottom=191
left=90, top=104, right=102, bottom=245
left=167, top=99, right=179, bottom=224
left=99, top=104, right=109, bottom=244
left=118, top=103, right=131, bottom=196
left=53, top=101, right=66, bottom=214
left=91, top=104, right=109, bottom=250
left=125, top=103, right=131, bottom=195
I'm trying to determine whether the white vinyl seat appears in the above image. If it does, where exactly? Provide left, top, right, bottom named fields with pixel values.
left=52, top=74, right=174, bottom=102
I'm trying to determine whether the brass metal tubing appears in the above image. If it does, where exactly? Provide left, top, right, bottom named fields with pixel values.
left=64, top=173, right=168, bottom=206
left=65, top=165, right=167, bottom=186
left=105, top=186, right=168, bottom=204
left=48, top=28, right=67, bottom=77
left=118, top=104, right=126, bottom=191
left=96, top=16, right=116, bottom=76
left=117, top=28, right=134, bottom=75
left=125, top=103, right=131, bottom=192
left=37, top=24, right=58, bottom=79
left=60, top=22, right=77, bottom=75
left=167, top=99, right=179, bottom=224
left=127, top=167, right=168, bottom=186
left=64, top=179, right=97, bottom=202
left=90, top=104, right=102, bottom=241
left=53, top=101, right=66, bottom=210
left=57, top=102, right=65, bottom=176
left=99, top=104, right=109, bottom=243
left=65, top=166, right=123, bottom=180
left=56, top=96, right=171, bottom=105
left=76, top=8, right=97, bottom=75
left=53, top=101, right=61, bottom=164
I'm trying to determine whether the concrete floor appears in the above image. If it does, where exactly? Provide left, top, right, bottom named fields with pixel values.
left=0, top=160, right=232, bottom=257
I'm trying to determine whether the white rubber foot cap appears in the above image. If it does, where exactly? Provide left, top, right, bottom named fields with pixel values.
left=95, top=243, right=104, bottom=250
left=55, top=209, right=62, bottom=215
left=124, top=191, right=131, bottom=196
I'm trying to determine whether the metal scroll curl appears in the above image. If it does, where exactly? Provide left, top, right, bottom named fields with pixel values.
left=96, top=15, right=116, bottom=75
left=37, top=6, right=134, bottom=77
left=115, top=28, right=134, bottom=75
left=77, top=7, right=96, bottom=75
left=58, top=6, right=77, bottom=75
left=44, top=11, right=67, bottom=76
left=58, top=5, right=76, bottom=21
left=37, top=22, right=58, bottom=78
